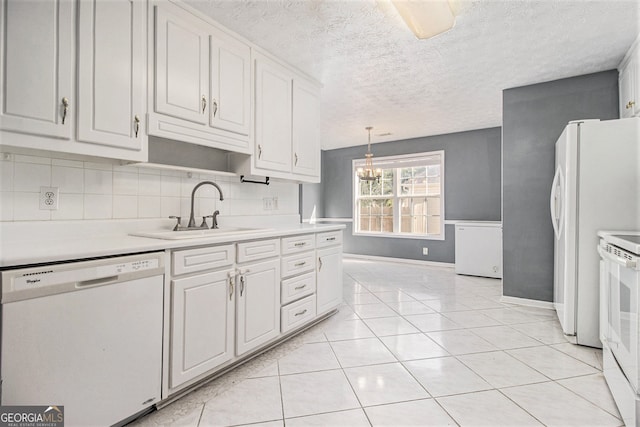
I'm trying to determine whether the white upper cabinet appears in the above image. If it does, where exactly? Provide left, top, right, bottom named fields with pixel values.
left=154, top=2, right=209, bottom=125
left=148, top=1, right=251, bottom=154
left=210, top=29, right=251, bottom=136
left=77, top=0, right=146, bottom=151
left=619, top=37, right=640, bottom=119
left=292, top=80, right=321, bottom=177
left=254, top=52, right=293, bottom=173
left=0, top=0, right=73, bottom=139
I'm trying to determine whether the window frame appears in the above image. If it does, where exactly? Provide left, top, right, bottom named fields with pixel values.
left=352, top=150, right=445, bottom=241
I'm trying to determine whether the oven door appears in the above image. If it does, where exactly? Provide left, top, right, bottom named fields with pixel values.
left=601, top=247, right=640, bottom=391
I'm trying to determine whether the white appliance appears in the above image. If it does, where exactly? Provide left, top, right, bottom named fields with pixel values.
left=455, top=222, right=502, bottom=278
left=598, top=232, right=640, bottom=427
left=1, top=252, right=165, bottom=427
left=551, top=118, right=639, bottom=348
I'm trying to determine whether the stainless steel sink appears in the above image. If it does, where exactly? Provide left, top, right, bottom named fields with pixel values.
left=130, top=227, right=270, bottom=240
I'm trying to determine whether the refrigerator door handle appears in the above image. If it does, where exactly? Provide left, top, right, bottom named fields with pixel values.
left=550, top=166, right=560, bottom=239
left=556, top=169, right=565, bottom=238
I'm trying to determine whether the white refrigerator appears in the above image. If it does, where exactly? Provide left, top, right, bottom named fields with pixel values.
left=551, top=118, right=639, bottom=348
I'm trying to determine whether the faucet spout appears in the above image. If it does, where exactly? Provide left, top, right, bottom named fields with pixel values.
left=188, top=181, right=224, bottom=228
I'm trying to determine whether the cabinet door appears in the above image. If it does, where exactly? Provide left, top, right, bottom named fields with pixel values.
left=292, top=80, right=320, bottom=178
left=77, top=0, right=145, bottom=150
left=254, top=54, right=292, bottom=173
left=619, top=62, right=634, bottom=119
left=171, top=269, right=235, bottom=388
left=154, top=3, right=208, bottom=125
left=236, top=259, right=281, bottom=355
left=316, top=246, right=343, bottom=314
left=210, top=29, right=251, bottom=136
left=0, top=0, right=73, bottom=138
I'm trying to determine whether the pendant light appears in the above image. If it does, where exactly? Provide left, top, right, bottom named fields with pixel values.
left=357, top=127, right=382, bottom=182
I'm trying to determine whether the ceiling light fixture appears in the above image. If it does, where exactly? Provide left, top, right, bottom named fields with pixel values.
left=357, top=127, right=382, bottom=182
left=391, top=0, right=458, bottom=40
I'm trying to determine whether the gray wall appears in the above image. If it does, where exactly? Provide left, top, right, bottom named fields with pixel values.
left=315, top=127, right=502, bottom=263
left=502, top=70, right=619, bottom=302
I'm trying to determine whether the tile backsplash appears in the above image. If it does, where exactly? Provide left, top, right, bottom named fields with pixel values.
left=0, top=153, right=299, bottom=222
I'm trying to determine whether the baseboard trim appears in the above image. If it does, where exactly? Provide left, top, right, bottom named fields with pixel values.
left=343, top=253, right=454, bottom=268
left=500, top=295, right=555, bottom=310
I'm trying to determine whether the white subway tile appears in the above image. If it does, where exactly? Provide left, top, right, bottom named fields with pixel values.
left=14, top=162, right=51, bottom=192
left=113, top=195, right=138, bottom=219
left=1, top=160, right=13, bottom=191
left=14, top=192, right=51, bottom=220
left=180, top=197, right=196, bottom=219
left=113, top=171, right=138, bottom=195
left=199, top=197, right=216, bottom=215
left=138, top=196, right=161, bottom=218
left=84, top=194, right=112, bottom=219
left=138, top=173, right=161, bottom=196
left=51, top=193, right=83, bottom=220
left=0, top=192, right=14, bottom=221
left=160, top=197, right=181, bottom=219
left=52, top=158, right=83, bottom=168
left=52, top=166, right=84, bottom=193
left=181, top=176, right=200, bottom=198
left=83, top=161, right=113, bottom=171
left=84, top=169, right=113, bottom=194
left=14, top=154, right=51, bottom=165
left=161, top=175, right=181, bottom=197
left=113, top=164, right=138, bottom=173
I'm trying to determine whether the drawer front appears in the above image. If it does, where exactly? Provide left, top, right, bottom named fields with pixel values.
left=281, top=234, right=315, bottom=255
left=172, top=244, right=235, bottom=276
left=237, top=239, right=281, bottom=263
left=281, top=252, right=316, bottom=278
left=281, top=272, right=316, bottom=305
left=316, top=231, right=343, bottom=248
left=281, top=295, right=316, bottom=333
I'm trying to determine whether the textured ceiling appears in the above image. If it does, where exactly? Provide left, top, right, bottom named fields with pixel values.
left=185, top=0, right=640, bottom=150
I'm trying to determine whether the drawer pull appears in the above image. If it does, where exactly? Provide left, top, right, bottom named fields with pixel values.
left=294, top=242, right=307, bottom=247
left=318, top=257, right=323, bottom=271
left=294, top=284, right=307, bottom=290
left=294, top=309, right=308, bottom=317
left=326, top=237, right=336, bottom=241
left=294, top=261, right=306, bottom=267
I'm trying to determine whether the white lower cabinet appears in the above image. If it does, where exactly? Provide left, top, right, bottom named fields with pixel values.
left=170, top=268, right=235, bottom=388
left=167, top=229, right=342, bottom=394
left=236, top=259, right=281, bottom=355
left=316, top=245, right=343, bottom=314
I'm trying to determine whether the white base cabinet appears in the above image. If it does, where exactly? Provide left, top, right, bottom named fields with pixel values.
left=166, top=229, right=343, bottom=395
left=170, top=269, right=235, bottom=388
left=236, top=259, right=281, bottom=356
left=316, top=245, right=343, bottom=315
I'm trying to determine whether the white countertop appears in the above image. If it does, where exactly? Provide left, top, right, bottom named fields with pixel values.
left=0, top=220, right=345, bottom=268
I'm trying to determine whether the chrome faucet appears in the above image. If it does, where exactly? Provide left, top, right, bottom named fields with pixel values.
left=187, top=181, right=224, bottom=228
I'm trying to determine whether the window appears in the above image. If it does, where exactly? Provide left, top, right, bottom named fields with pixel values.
left=353, top=151, right=444, bottom=240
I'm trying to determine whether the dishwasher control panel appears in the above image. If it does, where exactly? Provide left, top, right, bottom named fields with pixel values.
left=2, top=253, right=164, bottom=302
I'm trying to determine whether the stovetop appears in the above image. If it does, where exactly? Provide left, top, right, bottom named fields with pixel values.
left=603, top=233, right=640, bottom=256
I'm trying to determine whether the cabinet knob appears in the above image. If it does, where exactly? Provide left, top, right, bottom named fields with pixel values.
left=202, top=95, right=207, bottom=113
left=61, top=97, right=70, bottom=124
left=258, top=144, right=262, bottom=159
left=626, top=101, right=636, bottom=109
left=294, top=153, right=298, bottom=166
left=212, top=98, right=218, bottom=117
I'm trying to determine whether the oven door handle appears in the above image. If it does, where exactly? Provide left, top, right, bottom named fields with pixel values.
left=598, top=246, right=637, bottom=269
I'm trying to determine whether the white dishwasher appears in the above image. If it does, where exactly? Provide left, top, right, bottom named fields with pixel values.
left=1, top=252, right=165, bottom=427
left=455, top=222, right=502, bottom=278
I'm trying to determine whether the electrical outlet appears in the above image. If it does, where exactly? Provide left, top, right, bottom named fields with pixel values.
left=272, top=197, right=278, bottom=210
left=39, top=187, right=59, bottom=210
left=263, top=197, right=273, bottom=210
left=422, top=247, right=429, bottom=256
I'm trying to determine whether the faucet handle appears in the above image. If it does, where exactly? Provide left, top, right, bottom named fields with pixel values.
left=201, top=215, right=214, bottom=228
left=169, top=216, right=182, bottom=231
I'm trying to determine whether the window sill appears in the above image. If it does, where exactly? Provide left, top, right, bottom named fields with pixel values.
left=352, top=231, right=445, bottom=241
